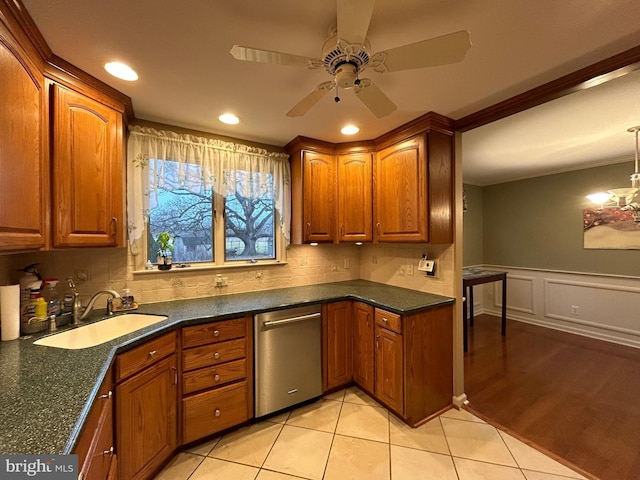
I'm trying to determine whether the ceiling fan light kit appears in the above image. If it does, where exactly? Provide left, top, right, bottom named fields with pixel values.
left=229, top=0, right=471, bottom=118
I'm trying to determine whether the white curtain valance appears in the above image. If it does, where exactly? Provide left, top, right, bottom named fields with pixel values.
left=127, top=125, right=291, bottom=247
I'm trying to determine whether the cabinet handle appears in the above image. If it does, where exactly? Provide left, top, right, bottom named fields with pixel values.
left=340, top=224, right=344, bottom=236
left=376, top=334, right=380, bottom=349
left=111, top=217, right=118, bottom=238
left=214, top=374, right=220, bottom=382
left=148, top=350, right=157, bottom=358
left=99, top=390, right=112, bottom=400
left=213, top=329, right=220, bottom=337
left=102, top=447, right=114, bottom=456
left=376, top=223, right=381, bottom=236
left=171, top=366, right=178, bottom=385
left=214, top=352, right=220, bottom=360
left=214, top=409, right=221, bottom=417
left=306, top=223, right=311, bottom=235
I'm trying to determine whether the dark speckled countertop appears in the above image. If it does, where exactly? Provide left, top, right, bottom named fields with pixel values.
left=0, top=280, right=453, bottom=455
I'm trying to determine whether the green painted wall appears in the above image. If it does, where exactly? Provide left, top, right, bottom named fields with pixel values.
left=480, top=161, right=639, bottom=276
left=463, top=184, right=484, bottom=266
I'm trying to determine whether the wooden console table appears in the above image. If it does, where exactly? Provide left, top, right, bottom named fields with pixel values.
left=463, top=268, right=507, bottom=352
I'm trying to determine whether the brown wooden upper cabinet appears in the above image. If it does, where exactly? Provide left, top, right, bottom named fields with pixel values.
left=286, top=113, right=454, bottom=245
left=338, top=152, right=373, bottom=242
left=374, top=135, right=427, bottom=242
left=0, top=21, right=49, bottom=252
left=300, top=150, right=336, bottom=243
left=50, top=84, right=124, bottom=247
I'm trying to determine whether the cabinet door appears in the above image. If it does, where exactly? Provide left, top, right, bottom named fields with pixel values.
left=323, top=301, right=353, bottom=390
left=0, top=28, right=48, bottom=251
left=338, top=153, right=372, bottom=242
left=375, top=325, right=403, bottom=414
left=352, top=302, right=374, bottom=393
left=302, top=151, right=336, bottom=242
left=51, top=84, right=124, bottom=247
left=374, top=135, right=427, bottom=242
left=116, top=355, right=177, bottom=480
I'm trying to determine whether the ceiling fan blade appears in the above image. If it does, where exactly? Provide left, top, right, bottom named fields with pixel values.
left=371, top=30, right=471, bottom=73
left=230, top=45, right=322, bottom=69
left=337, top=0, right=376, bottom=46
left=287, top=81, right=335, bottom=117
left=354, top=79, right=397, bottom=118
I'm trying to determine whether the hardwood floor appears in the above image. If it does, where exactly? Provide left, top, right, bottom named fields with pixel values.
left=464, top=314, right=640, bottom=480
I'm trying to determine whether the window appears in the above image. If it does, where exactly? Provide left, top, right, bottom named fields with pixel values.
left=224, top=171, right=275, bottom=261
left=146, top=161, right=279, bottom=265
left=127, top=126, right=290, bottom=270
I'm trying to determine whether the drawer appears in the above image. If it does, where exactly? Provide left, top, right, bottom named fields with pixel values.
left=182, top=317, right=247, bottom=349
left=182, top=381, right=248, bottom=444
left=115, top=332, right=176, bottom=382
left=182, top=337, right=246, bottom=372
left=375, top=308, right=402, bottom=334
left=182, top=358, right=246, bottom=395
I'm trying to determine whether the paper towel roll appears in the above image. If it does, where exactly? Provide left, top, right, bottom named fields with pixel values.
left=1, top=284, right=20, bottom=341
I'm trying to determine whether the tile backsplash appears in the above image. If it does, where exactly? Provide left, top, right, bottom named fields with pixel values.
left=1, top=243, right=453, bottom=308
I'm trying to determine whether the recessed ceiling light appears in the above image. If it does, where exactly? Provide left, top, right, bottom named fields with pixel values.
left=341, top=125, right=359, bottom=135
left=104, top=62, right=138, bottom=81
left=219, top=113, right=241, bottom=125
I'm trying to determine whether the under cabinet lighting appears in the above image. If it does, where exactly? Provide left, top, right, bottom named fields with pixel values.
left=104, top=62, right=138, bottom=81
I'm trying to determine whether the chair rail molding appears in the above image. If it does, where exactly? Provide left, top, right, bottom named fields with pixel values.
left=472, top=265, right=640, bottom=349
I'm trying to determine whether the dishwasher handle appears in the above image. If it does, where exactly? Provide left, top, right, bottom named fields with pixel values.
left=262, top=312, right=321, bottom=327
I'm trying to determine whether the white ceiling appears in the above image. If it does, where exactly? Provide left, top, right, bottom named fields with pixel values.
left=20, top=0, right=640, bottom=185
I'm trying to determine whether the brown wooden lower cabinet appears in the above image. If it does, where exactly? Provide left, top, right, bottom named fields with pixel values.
left=74, top=367, right=116, bottom=480
left=374, top=322, right=404, bottom=413
left=180, top=316, right=252, bottom=445
left=352, top=302, right=375, bottom=393
left=115, top=333, right=178, bottom=480
left=323, top=301, right=353, bottom=390
left=331, top=302, right=454, bottom=426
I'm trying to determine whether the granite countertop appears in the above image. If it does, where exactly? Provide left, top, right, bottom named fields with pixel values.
left=0, top=279, right=453, bottom=455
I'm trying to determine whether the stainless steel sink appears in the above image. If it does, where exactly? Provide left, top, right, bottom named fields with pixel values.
left=33, top=313, right=168, bottom=349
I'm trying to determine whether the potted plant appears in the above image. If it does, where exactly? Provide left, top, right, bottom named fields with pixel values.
left=156, top=232, right=174, bottom=270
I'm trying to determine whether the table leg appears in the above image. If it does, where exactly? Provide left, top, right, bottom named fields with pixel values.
left=501, top=277, right=507, bottom=336
left=463, top=284, right=468, bottom=353
left=469, top=285, right=474, bottom=327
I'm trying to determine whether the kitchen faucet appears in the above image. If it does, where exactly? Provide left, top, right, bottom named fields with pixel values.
left=80, top=290, right=121, bottom=320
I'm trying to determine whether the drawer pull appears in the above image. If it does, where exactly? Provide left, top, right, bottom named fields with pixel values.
left=214, top=352, right=220, bottom=360
left=382, top=317, right=388, bottom=323
left=214, top=409, right=221, bottom=417
left=99, top=391, right=112, bottom=400
left=102, top=447, right=114, bottom=456
left=214, top=374, right=220, bottom=382
left=148, top=350, right=157, bottom=358
left=213, top=329, right=220, bottom=337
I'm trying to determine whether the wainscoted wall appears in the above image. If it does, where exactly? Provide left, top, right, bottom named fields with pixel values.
left=471, top=265, right=640, bottom=348
left=1, top=243, right=455, bottom=309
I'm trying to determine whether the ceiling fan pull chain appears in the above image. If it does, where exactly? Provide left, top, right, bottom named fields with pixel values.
left=334, top=83, right=340, bottom=103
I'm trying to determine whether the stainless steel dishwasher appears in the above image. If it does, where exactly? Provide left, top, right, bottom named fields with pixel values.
left=254, top=304, right=322, bottom=417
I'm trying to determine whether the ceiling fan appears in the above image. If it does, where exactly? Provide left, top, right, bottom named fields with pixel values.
left=229, top=0, right=471, bottom=118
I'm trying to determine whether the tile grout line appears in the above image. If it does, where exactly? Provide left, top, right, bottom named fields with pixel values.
left=319, top=391, right=346, bottom=479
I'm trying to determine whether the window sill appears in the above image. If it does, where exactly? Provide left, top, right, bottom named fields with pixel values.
left=132, top=260, right=288, bottom=276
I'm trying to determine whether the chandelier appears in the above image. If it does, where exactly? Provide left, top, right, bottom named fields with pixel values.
left=586, top=126, right=640, bottom=222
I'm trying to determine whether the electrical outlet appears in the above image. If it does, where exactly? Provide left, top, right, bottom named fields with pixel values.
left=343, top=258, right=350, bottom=269
left=171, top=277, right=184, bottom=287
left=406, top=264, right=414, bottom=276
left=74, top=269, right=90, bottom=282
left=399, top=268, right=405, bottom=276
left=301, top=257, right=309, bottom=266
left=331, top=264, right=338, bottom=272
left=571, top=305, right=579, bottom=315
left=255, top=271, right=263, bottom=280
left=372, top=256, right=378, bottom=264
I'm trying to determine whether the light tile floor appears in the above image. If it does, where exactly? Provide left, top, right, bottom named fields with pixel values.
left=153, top=386, right=589, bottom=480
